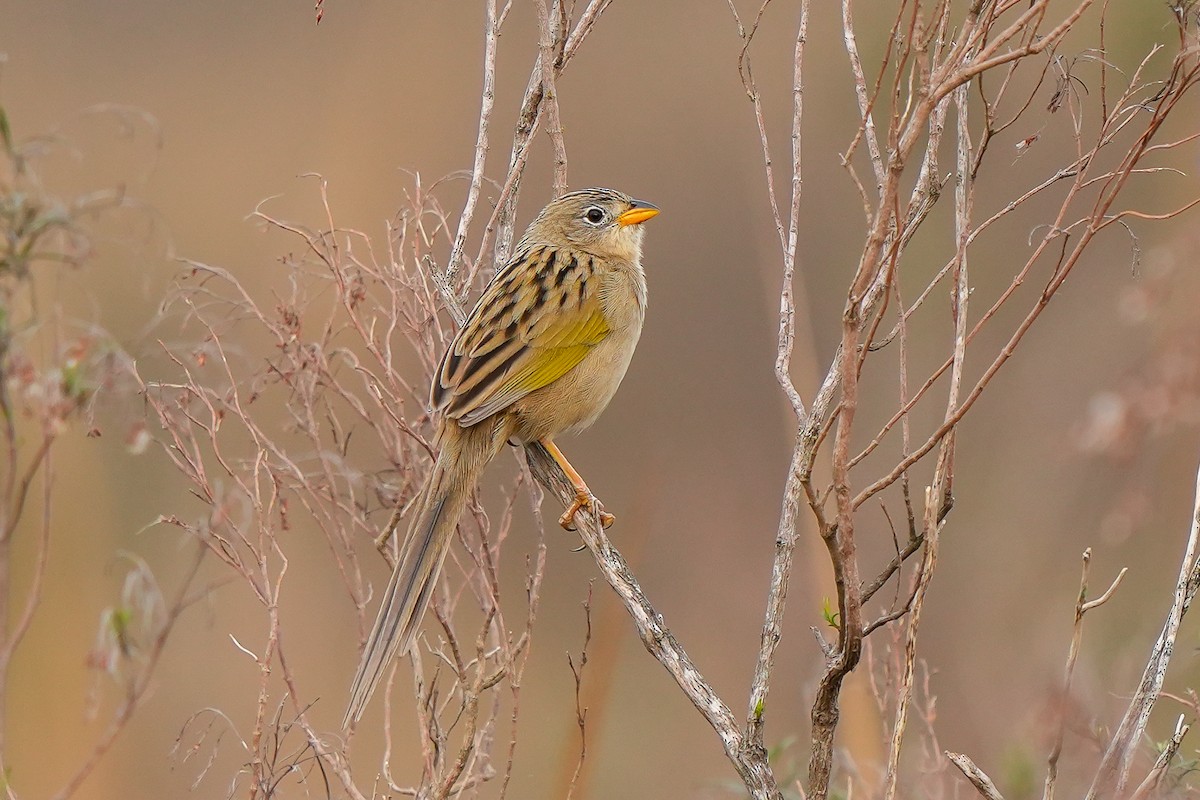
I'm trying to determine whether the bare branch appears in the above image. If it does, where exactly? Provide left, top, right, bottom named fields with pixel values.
left=442, top=0, right=501, bottom=287
left=1087, top=456, right=1200, bottom=798
left=743, top=0, right=812, bottom=762
left=1128, top=715, right=1189, bottom=800
left=523, top=442, right=783, bottom=799
left=947, top=751, right=1006, bottom=800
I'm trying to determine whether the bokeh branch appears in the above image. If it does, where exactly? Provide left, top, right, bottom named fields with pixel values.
left=0, top=105, right=178, bottom=800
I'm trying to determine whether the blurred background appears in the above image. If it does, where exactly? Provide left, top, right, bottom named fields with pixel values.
left=4, top=1, right=1200, bottom=797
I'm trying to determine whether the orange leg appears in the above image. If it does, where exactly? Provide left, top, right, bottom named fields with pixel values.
left=540, top=437, right=615, bottom=531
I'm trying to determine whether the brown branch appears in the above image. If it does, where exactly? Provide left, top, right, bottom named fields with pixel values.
left=807, top=307, right=865, bottom=799
left=855, top=43, right=1200, bottom=511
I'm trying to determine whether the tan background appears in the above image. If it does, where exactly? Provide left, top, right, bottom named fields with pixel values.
left=4, top=1, right=1200, bottom=798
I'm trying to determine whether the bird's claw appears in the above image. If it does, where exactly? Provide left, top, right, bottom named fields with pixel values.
left=559, top=492, right=615, bottom=531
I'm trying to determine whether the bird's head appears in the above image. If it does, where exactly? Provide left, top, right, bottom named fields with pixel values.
left=520, top=187, right=659, bottom=263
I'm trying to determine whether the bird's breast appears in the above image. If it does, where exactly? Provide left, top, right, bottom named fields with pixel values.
left=509, top=262, right=645, bottom=441
left=598, top=261, right=647, bottom=333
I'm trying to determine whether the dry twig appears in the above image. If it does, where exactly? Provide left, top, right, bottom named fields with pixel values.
left=946, top=751, right=1006, bottom=800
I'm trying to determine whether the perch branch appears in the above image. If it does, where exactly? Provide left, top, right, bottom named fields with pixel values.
left=522, top=442, right=782, bottom=800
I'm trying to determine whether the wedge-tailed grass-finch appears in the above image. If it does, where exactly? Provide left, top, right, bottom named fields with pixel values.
left=345, top=188, right=658, bottom=724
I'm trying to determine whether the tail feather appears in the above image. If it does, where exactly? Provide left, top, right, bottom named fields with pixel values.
left=344, top=421, right=500, bottom=726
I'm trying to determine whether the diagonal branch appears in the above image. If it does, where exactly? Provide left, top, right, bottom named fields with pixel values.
left=1086, top=456, right=1200, bottom=798
left=522, top=442, right=783, bottom=800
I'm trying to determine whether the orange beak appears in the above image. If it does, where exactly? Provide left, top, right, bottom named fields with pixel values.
left=616, top=200, right=660, bottom=226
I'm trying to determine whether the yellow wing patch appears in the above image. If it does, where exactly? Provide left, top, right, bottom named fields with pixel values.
left=454, top=307, right=610, bottom=426
left=431, top=246, right=610, bottom=426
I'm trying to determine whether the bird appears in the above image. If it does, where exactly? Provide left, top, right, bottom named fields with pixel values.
left=344, top=187, right=659, bottom=725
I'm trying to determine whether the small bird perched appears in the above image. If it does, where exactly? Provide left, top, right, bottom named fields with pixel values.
left=344, top=187, right=658, bottom=725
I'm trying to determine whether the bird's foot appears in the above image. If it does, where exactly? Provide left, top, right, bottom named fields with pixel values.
left=559, top=490, right=615, bottom=531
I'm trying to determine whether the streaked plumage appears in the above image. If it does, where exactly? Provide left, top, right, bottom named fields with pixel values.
left=344, top=188, right=657, bottom=725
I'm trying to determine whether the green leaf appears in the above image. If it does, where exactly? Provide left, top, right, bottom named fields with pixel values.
left=821, top=597, right=841, bottom=630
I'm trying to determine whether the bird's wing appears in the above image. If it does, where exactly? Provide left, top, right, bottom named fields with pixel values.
left=432, top=246, right=609, bottom=426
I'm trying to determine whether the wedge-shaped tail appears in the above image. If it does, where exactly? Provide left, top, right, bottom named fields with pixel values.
left=344, top=421, right=500, bottom=726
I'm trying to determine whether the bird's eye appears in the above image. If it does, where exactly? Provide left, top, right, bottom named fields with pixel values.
left=583, top=206, right=606, bottom=225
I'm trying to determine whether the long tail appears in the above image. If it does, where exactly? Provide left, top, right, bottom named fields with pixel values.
left=344, top=421, right=500, bottom=726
